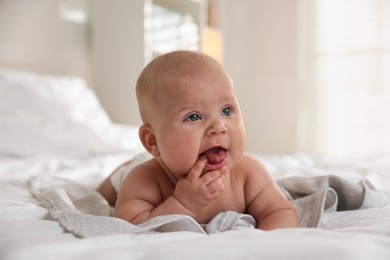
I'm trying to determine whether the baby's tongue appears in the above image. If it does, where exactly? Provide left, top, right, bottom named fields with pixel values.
left=202, top=147, right=226, bottom=164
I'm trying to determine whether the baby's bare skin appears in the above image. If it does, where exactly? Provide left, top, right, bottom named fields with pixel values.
left=101, top=51, right=299, bottom=230
left=115, top=154, right=298, bottom=230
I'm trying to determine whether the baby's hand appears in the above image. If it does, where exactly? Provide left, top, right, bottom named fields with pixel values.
left=173, top=157, right=226, bottom=214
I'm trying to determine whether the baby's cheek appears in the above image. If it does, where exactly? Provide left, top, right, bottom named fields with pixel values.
left=231, top=137, right=246, bottom=164
left=164, top=148, right=198, bottom=174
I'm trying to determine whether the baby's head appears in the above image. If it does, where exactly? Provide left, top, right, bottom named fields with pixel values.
left=136, top=51, right=227, bottom=124
left=136, top=51, right=246, bottom=177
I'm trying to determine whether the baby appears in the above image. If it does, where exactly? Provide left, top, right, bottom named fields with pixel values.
left=98, top=50, right=299, bottom=230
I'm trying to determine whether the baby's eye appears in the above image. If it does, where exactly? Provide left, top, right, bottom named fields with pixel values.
left=222, top=107, right=232, bottom=117
left=185, top=113, right=202, bottom=122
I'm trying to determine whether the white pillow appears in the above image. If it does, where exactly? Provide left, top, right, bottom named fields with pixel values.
left=0, top=69, right=111, bottom=128
left=0, top=70, right=142, bottom=158
left=0, top=114, right=109, bottom=158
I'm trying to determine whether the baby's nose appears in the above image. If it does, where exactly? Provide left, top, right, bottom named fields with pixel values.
left=206, top=119, right=227, bottom=135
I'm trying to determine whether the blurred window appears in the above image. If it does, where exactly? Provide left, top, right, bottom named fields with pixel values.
left=312, top=0, right=390, bottom=158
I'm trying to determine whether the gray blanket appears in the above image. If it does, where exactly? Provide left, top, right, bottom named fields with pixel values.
left=31, top=175, right=390, bottom=238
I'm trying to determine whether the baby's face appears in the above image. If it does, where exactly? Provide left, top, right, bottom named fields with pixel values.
left=151, top=69, right=246, bottom=178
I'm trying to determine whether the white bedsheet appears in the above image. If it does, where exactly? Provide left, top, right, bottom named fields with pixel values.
left=2, top=154, right=390, bottom=260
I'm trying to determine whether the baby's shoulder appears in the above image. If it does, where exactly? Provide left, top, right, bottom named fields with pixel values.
left=124, top=158, right=163, bottom=183
left=232, top=155, right=276, bottom=197
left=233, top=154, right=270, bottom=180
left=236, top=154, right=267, bottom=171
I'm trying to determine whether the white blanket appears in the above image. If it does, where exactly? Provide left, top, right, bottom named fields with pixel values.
left=30, top=174, right=390, bottom=237
left=3, top=160, right=390, bottom=260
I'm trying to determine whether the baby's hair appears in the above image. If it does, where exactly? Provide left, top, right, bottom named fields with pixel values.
left=136, top=51, right=227, bottom=123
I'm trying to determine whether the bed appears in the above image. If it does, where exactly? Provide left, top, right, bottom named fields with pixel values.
left=1, top=69, right=390, bottom=260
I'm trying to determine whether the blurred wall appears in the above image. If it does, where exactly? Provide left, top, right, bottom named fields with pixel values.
left=222, top=0, right=301, bottom=154
left=0, top=0, right=90, bottom=80
left=89, top=0, right=144, bottom=125
left=0, top=0, right=303, bottom=155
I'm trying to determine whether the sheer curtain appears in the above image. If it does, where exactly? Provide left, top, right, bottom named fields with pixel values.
left=305, top=0, right=390, bottom=159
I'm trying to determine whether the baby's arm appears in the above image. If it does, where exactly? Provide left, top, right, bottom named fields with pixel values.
left=244, top=156, right=299, bottom=230
left=114, top=157, right=225, bottom=224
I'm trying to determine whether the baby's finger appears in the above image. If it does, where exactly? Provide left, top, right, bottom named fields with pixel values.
left=202, top=166, right=227, bottom=186
left=187, top=156, right=207, bottom=182
left=207, top=176, right=224, bottom=195
left=219, top=166, right=228, bottom=179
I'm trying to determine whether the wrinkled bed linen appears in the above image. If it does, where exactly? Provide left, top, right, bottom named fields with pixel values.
left=2, top=155, right=390, bottom=260
left=30, top=174, right=390, bottom=238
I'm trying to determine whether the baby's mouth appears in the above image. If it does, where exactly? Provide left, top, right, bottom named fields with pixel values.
left=200, top=147, right=227, bottom=171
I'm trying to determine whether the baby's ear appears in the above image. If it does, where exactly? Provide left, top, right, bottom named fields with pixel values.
left=139, top=124, right=160, bottom=157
